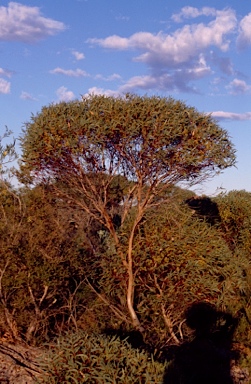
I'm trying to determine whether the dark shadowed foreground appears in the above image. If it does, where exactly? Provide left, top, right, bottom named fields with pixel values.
left=163, top=302, right=249, bottom=384
left=0, top=303, right=249, bottom=383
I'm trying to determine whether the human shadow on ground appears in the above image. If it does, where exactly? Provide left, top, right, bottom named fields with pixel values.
left=163, top=302, right=238, bottom=384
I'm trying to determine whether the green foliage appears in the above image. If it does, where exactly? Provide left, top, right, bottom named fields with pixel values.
left=137, top=205, right=247, bottom=346
left=0, top=184, right=98, bottom=343
left=213, top=191, right=251, bottom=344
left=19, top=94, right=236, bottom=333
left=20, top=94, right=235, bottom=185
left=1, top=178, right=251, bottom=354
left=94, top=188, right=249, bottom=349
left=215, top=190, right=251, bottom=253
left=37, top=331, right=166, bottom=384
left=2, top=90, right=251, bottom=370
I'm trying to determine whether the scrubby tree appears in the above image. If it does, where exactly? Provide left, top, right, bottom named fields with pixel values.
left=96, top=186, right=248, bottom=349
left=0, top=183, right=99, bottom=343
left=0, top=127, right=20, bottom=339
left=20, top=94, right=236, bottom=332
left=133, top=193, right=248, bottom=348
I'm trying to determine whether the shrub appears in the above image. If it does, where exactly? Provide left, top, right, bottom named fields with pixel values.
left=37, top=331, right=166, bottom=383
left=0, top=184, right=98, bottom=344
left=95, top=189, right=249, bottom=350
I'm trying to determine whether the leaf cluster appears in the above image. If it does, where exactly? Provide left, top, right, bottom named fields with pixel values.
left=37, top=331, right=166, bottom=383
left=20, top=94, right=235, bottom=186
left=215, top=190, right=251, bottom=254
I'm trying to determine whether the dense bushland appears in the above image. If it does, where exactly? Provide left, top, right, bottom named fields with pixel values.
left=1, top=96, right=251, bottom=381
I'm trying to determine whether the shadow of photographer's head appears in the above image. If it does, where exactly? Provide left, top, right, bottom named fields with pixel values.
left=185, top=301, right=237, bottom=341
left=163, top=302, right=237, bottom=384
left=185, top=302, right=218, bottom=336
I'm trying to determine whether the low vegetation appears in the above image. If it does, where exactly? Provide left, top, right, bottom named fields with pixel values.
left=36, top=331, right=166, bottom=383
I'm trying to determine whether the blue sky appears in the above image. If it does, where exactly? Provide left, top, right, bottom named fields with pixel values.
left=0, top=0, right=251, bottom=195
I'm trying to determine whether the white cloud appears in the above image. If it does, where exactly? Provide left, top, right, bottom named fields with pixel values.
left=85, top=87, right=120, bottom=97
left=172, top=6, right=217, bottom=22
left=88, top=8, right=243, bottom=94
left=88, top=35, right=129, bottom=50
left=120, top=75, right=160, bottom=92
left=118, top=54, right=212, bottom=94
left=0, top=78, right=11, bottom=94
left=89, top=8, right=236, bottom=67
left=0, top=2, right=65, bottom=43
left=56, top=86, right=75, bottom=102
left=20, top=91, right=37, bottom=101
left=211, top=111, right=251, bottom=121
left=119, top=70, right=205, bottom=94
left=237, top=13, right=251, bottom=49
left=227, top=78, right=251, bottom=94
left=72, top=50, right=85, bottom=60
left=0, top=68, right=13, bottom=78
left=186, top=54, right=212, bottom=78
left=50, top=67, right=89, bottom=77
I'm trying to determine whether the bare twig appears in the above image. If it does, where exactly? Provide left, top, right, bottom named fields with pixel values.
left=86, top=279, right=131, bottom=325
left=154, top=274, right=180, bottom=345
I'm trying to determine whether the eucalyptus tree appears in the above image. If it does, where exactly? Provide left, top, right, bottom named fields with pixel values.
left=20, top=94, right=236, bottom=332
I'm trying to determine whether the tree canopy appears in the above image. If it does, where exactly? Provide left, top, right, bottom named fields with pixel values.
left=19, top=94, right=236, bottom=333
left=21, top=94, right=235, bottom=186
